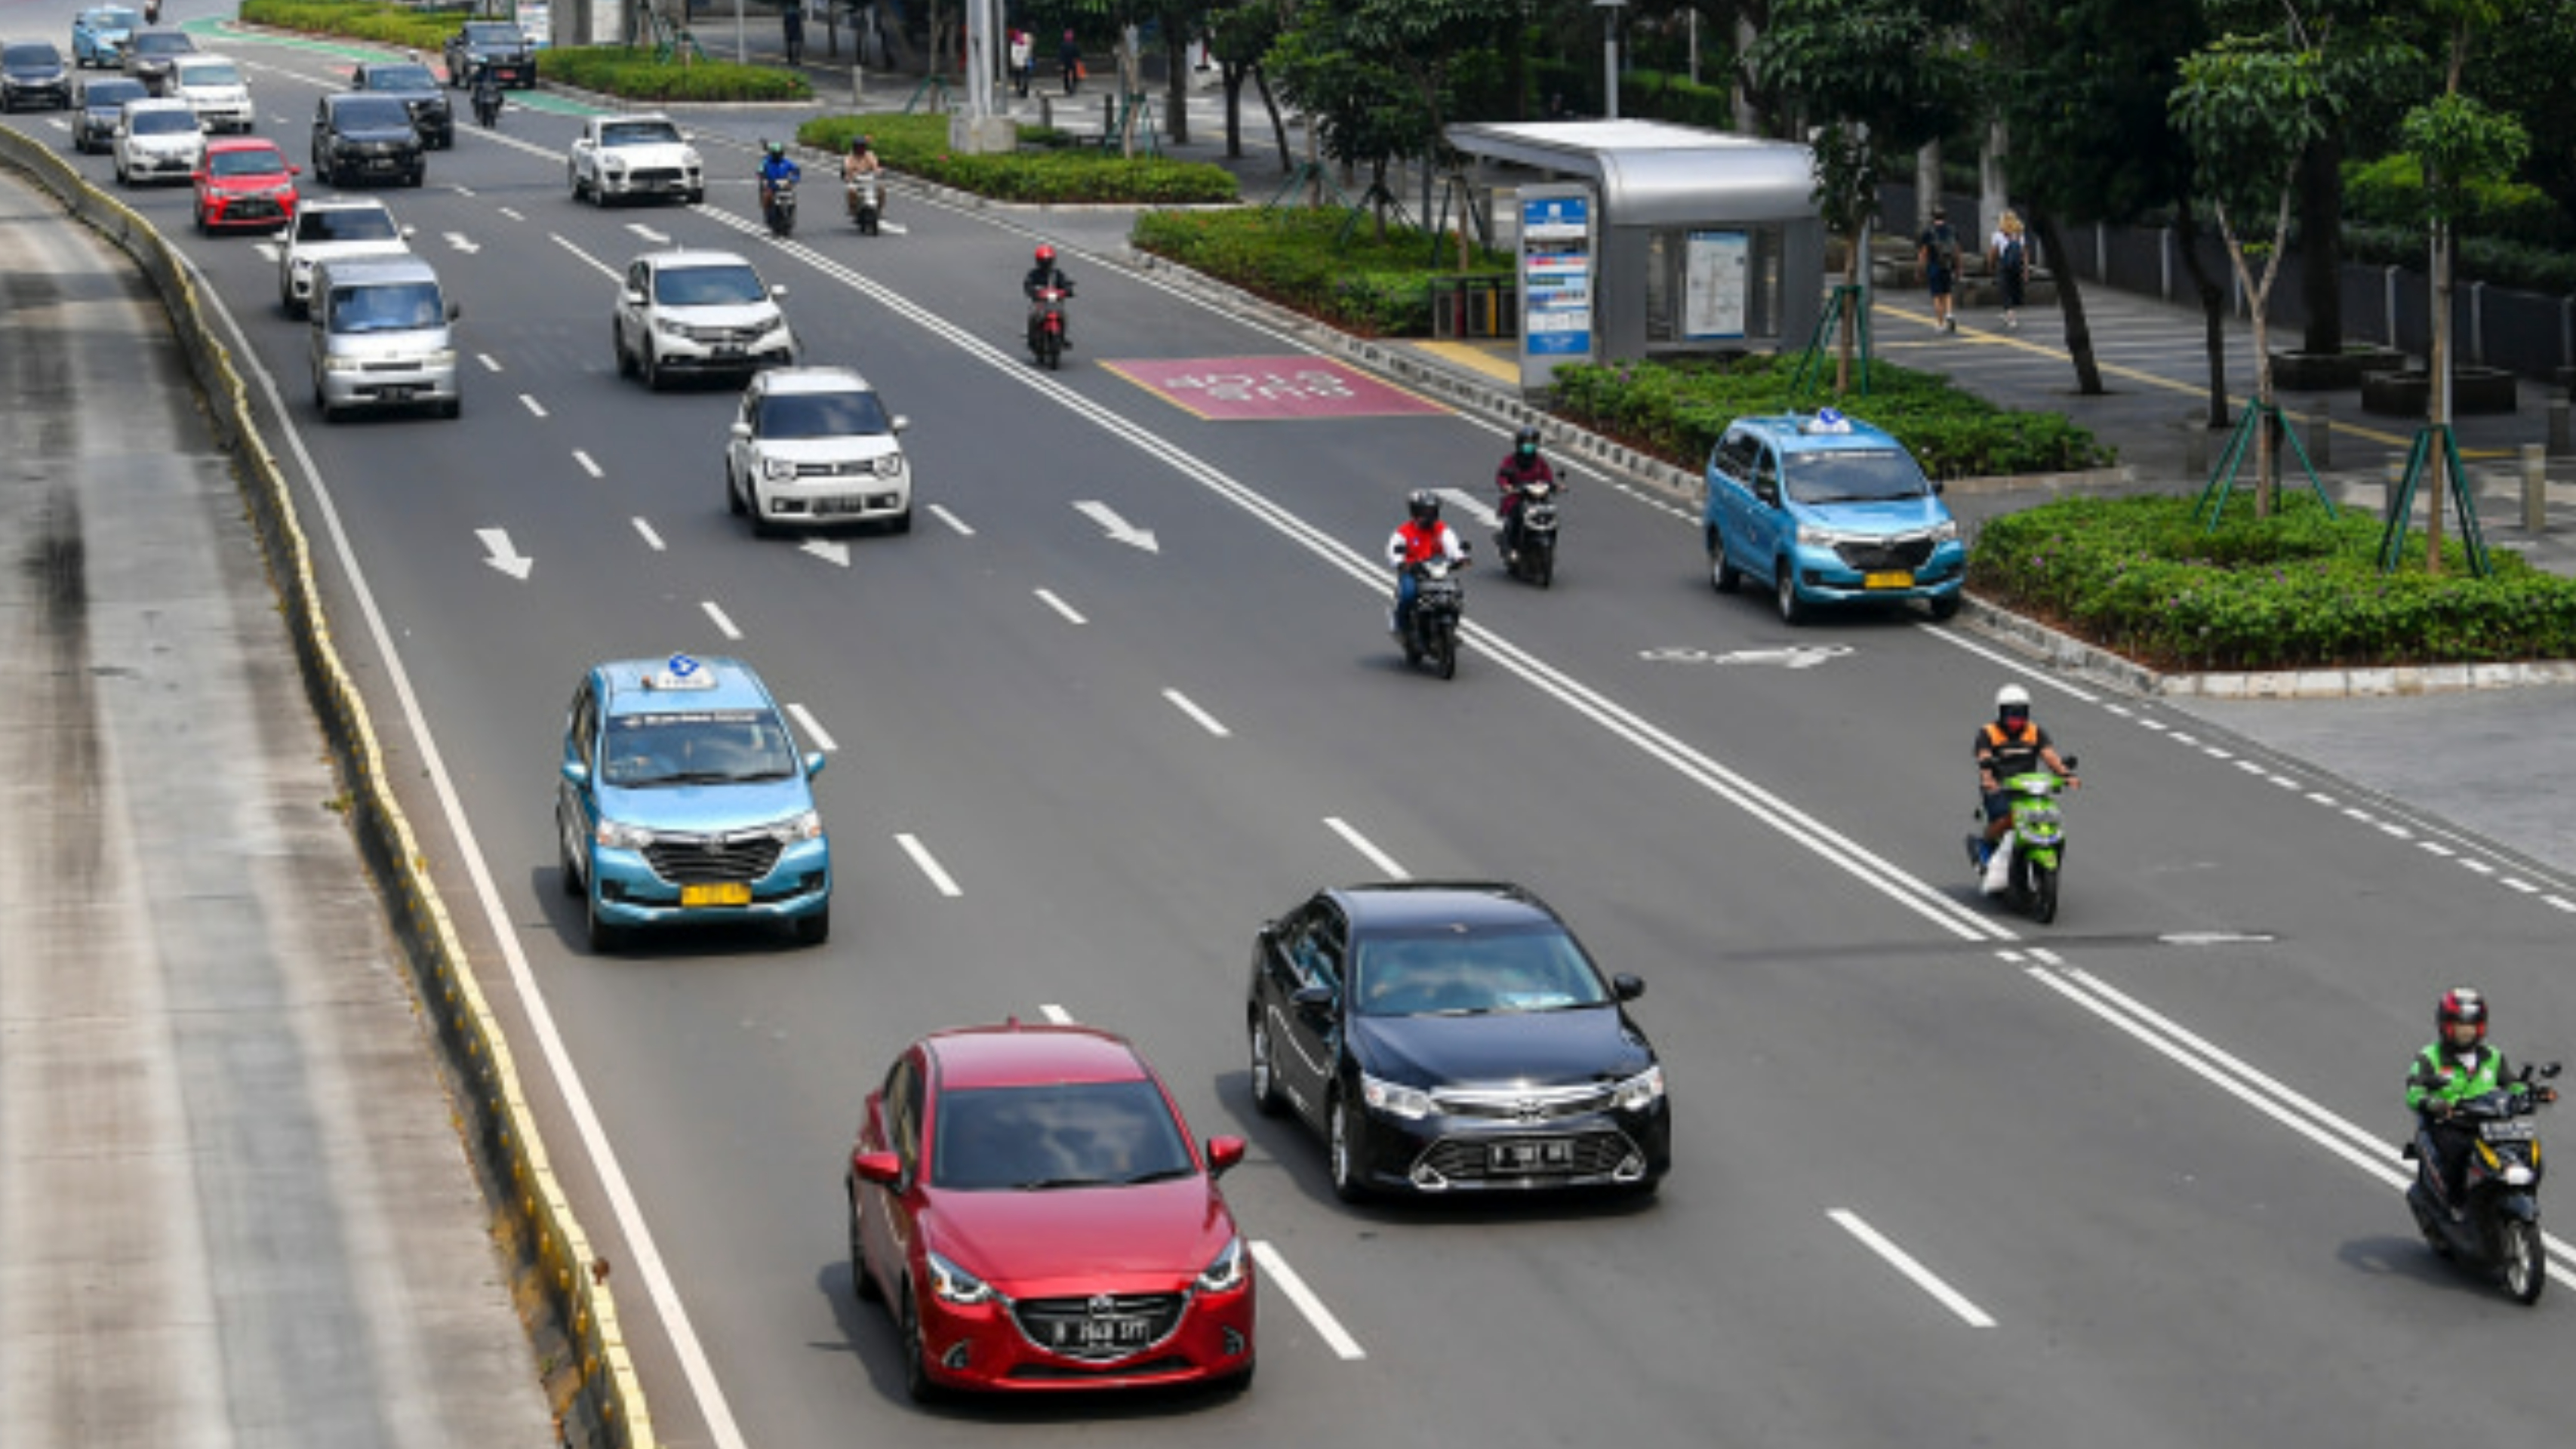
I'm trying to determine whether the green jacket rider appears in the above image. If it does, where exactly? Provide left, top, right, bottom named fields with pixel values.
left=2407, top=986, right=2556, bottom=1207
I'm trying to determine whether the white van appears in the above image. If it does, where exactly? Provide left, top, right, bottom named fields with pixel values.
left=308, top=255, right=460, bottom=421
left=169, top=53, right=251, bottom=133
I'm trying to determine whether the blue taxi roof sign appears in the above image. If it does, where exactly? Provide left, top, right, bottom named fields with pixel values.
left=1805, top=407, right=1854, bottom=434
left=646, top=653, right=718, bottom=691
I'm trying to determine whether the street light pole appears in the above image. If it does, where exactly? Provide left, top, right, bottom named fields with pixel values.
left=1593, top=0, right=1627, bottom=121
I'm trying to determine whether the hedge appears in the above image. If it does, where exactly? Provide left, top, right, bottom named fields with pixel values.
left=1970, top=494, right=2576, bottom=670
left=539, top=46, right=811, bottom=103
left=1128, top=207, right=1510, bottom=335
left=1548, top=355, right=2114, bottom=481
left=797, top=114, right=1237, bottom=205
left=2342, top=152, right=2572, bottom=249
left=238, top=0, right=463, bottom=53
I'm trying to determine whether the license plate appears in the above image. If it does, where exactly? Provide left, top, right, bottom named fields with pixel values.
left=2481, top=1117, right=2539, bottom=1143
left=712, top=344, right=743, bottom=358
left=1488, top=1139, right=1576, bottom=1173
left=814, top=497, right=868, bottom=516
left=1045, top=1315, right=1154, bottom=1350
left=681, top=882, right=752, bottom=908
left=1863, top=570, right=1913, bottom=589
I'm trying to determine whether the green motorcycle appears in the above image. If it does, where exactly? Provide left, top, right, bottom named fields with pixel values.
left=1973, top=760, right=2076, bottom=924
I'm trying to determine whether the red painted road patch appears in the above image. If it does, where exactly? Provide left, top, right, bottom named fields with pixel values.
left=1102, top=357, right=1449, bottom=420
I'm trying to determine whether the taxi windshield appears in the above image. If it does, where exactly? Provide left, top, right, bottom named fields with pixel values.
left=601, top=710, right=799, bottom=787
left=1783, top=448, right=1931, bottom=505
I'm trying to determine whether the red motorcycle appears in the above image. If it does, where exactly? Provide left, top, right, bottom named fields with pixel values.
left=1027, top=284, right=1073, bottom=370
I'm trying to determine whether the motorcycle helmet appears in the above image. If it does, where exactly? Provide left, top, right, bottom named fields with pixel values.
left=2438, top=987, right=2488, bottom=1048
left=1407, top=489, right=1440, bottom=526
left=765, top=139, right=785, bottom=158
left=1995, top=682, right=2032, bottom=724
left=1034, top=243, right=1056, bottom=266
left=1514, top=425, right=1540, bottom=459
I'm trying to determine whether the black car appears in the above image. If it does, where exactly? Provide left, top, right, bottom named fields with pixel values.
left=2, top=41, right=72, bottom=111
left=120, top=28, right=192, bottom=94
left=1246, top=881, right=1671, bottom=1201
left=347, top=60, right=452, bottom=149
left=443, top=20, right=534, bottom=89
left=311, top=93, right=425, bottom=189
left=69, top=72, right=145, bottom=149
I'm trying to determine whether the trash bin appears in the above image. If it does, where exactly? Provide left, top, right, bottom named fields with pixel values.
left=1430, top=275, right=1516, bottom=340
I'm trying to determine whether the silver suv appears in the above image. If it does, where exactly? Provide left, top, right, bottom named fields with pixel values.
left=725, top=368, right=912, bottom=537
left=611, top=250, right=796, bottom=391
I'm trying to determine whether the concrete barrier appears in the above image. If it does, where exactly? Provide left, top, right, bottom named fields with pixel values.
left=0, top=124, right=654, bottom=1449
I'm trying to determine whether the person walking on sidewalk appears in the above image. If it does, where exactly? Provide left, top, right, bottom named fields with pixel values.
left=1988, top=210, right=2030, bottom=331
left=781, top=2, right=805, bottom=66
left=1919, top=207, right=1962, bottom=334
left=1059, top=27, right=1082, bottom=95
left=1008, top=27, right=1034, bottom=97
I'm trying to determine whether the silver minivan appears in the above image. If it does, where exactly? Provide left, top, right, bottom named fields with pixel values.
left=308, top=254, right=460, bottom=420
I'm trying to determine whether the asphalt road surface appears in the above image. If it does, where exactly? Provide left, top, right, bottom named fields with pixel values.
left=11, top=11, right=2576, bottom=1448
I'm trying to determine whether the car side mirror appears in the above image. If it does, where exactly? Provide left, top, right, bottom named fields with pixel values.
left=849, top=1149, right=902, bottom=1187
left=559, top=760, right=589, bottom=787
left=1291, top=984, right=1334, bottom=1011
left=620, top=288, right=645, bottom=306
left=889, top=414, right=909, bottom=434
left=1612, top=974, right=1645, bottom=1001
left=399, top=224, right=417, bottom=238
left=288, top=164, right=302, bottom=175
left=729, top=421, right=752, bottom=440
left=445, top=300, right=460, bottom=321
left=1929, top=478, right=1946, bottom=496
left=770, top=284, right=787, bottom=299
left=1205, top=1136, right=1247, bottom=1177
left=803, top=752, right=827, bottom=780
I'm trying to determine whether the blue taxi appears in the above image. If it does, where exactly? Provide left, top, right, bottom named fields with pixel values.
left=1701, top=409, right=1965, bottom=623
left=72, top=8, right=140, bottom=69
left=556, top=654, right=832, bottom=951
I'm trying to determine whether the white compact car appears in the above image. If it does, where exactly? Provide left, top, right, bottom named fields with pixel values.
left=277, top=197, right=412, bottom=317
left=111, top=95, right=204, bottom=185
left=725, top=367, right=912, bottom=536
left=611, top=250, right=796, bottom=390
left=168, top=54, right=252, bottom=133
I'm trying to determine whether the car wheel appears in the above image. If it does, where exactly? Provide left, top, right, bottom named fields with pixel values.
left=1774, top=562, right=1807, bottom=626
left=725, top=463, right=746, bottom=516
left=192, top=203, right=208, bottom=234
left=584, top=889, right=624, bottom=954
left=556, top=820, right=583, bottom=897
left=1328, top=1093, right=1371, bottom=1203
left=439, top=397, right=460, bottom=420
left=1709, top=528, right=1741, bottom=593
left=846, top=1192, right=882, bottom=1302
left=1211, top=1361, right=1255, bottom=1395
left=641, top=343, right=663, bottom=392
left=568, top=166, right=585, bottom=202
left=792, top=904, right=829, bottom=946
left=611, top=319, right=634, bottom=379
left=1927, top=592, right=1961, bottom=621
left=1248, top=1015, right=1283, bottom=1117
left=899, top=1290, right=940, bottom=1404
left=405, top=168, right=423, bottom=188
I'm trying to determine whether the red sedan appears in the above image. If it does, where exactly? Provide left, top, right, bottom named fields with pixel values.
left=846, top=1021, right=1256, bottom=1400
left=192, top=137, right=298, bottom=233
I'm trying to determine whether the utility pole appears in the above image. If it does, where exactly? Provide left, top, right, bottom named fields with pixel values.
left=1594, top=0, right=1627, bottom=120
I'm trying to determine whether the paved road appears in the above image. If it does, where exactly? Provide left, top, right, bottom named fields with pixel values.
left=11, top=11, right=2576, bottom=1449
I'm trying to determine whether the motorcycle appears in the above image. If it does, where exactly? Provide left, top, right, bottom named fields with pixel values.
left=1396, top=550, right=1470, bottom=680
left=762, top=175, right=798, bottom=237
left=1027, top=284, right=1073, bottom=370
left=2405, top=1061, right=2560, bottom=1304
left=1967, top=761, right=2076, bottom=923
left=845, top=171, right=882, bottom=235
left=471, top=84, right=503, bottom=130
left=1497, top=478, right=1562, bottom=588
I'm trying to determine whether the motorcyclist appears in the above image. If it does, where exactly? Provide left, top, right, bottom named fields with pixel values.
left=1023, top=243, right=1074, bottom=350
left=2408, top=986, right=2556, bottom=1217
left=758, top=140, right=801, bottom=224
left=1494, top=425, right=1559, bottom=562
left=1969, top=683, right=2078, bottom=866
left=470, top=61, right=504, bottom=126
left=842, top=134, right=884, bottom=220
left=1386, top=489, right=1468, bottom=637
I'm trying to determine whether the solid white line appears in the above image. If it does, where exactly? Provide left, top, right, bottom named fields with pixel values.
left=1037, top=1004, right=1074, bottom=1025
left=1248, top=1241, right=1366, bottom=1360
left=786, top=703, right=836, bottom=752
left=1915, top=625, right=2101, bottom=705
left=1033, top=587, right=1087, bottom=624
left=1162, top=688, right=1230, bottom=737
left=700, top=601, right=741, bottom=640
left=631, top=517, right=664, bottom=551
left=476, top=352, right=501, bottom=373
left=896, top=833, right=962, bottom=897
left=574, top=449, right=603, bottom=478
left=1826, top=1211, right=1996, bottom=1328
left=519, top=393, right=546, bottom=418
left=1322, top=817, right=1408, bottom=879
left=550, top=232, right=620, bottom=281
left=928, top=503, right=973, bottom=535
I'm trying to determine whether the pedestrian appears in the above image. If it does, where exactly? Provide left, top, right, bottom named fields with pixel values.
left=780, top=2, right=804, bottom=66
left=1919, top=206, right=1962, bottom=334
left=1008, top=26, right=1033, bottom=98
left=1058, top=27, right=1082, bottom=96
left=1988, top=209, right=2030, bottom=331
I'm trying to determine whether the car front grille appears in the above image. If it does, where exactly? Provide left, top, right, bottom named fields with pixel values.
left=684, top=322, right=773, bottom=346
left=1412, top=1129, right=1640, bottom=1186
left=792, top=459, right=883, bottom=478
left=642, top=833, right=783, bottom=884
left=223, top=198, right=283, bottom=220
left=626, top=166, right=685, bottom=186
left=1011, top=1293, right=1187, bottom=1363
left=1831, top=535, right=1937, bottom=571
left=1433, top=1081, right=1617, bottom=1122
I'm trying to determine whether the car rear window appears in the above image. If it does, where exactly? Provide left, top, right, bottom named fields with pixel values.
left=1353, top=924, right=1613, bottom=1017
left=599, top=709, right=798, bottom=787
left=931, top=1081, right=1195, bottom=1191
left=85, top=81, right=146, bottom=108
left=1783, top=448, right=1932, bottom=504
left=756, top=391, right=890, bottom=440
left=362, top=64, right=437, bottom=90
left=131, top=33, right=192, bottom=56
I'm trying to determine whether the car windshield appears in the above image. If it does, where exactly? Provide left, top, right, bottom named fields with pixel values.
left=601, top=120, right=683, bottom=147
left=328, top=281, right=444, bottom=334
left=6, top=44, right=63, bottom=66
left=208, top=148, right=286, bottom=177
left=654, top=264, right=767, bottom=307
left=85, top=9, right=141, bottom=29
left=463, top=24, right=522, bottom=44
left=128, top=108, right=195, bottom=135
left=1353, top=924, right=1614, bottom=1017
left=363, top=64, right=436, bottom=91
left=131, top=33, right=191, bottom=57
left=599, top=709, right=799, bottom=787
left=931, top=1081, right=1196, bottom=1192
left=177, top=62, right=241, bottom=86
left=334, top=97, right=412, bottom=129
left=1784, top=448, right=1932, bottom=505
left=756, top=390, right=890, bottom=439
left=85, top=82, right=145, bottom=109
left=300, top=208, right=396, bottom=242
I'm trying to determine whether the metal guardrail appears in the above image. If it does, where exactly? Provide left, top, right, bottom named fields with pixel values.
left=0, top=122, right=655, bottom=1449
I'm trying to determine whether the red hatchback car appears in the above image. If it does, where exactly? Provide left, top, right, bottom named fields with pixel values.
left=846, top=1021, right=1256, bottom=1400
left=192, top=137, right=298, bottom=233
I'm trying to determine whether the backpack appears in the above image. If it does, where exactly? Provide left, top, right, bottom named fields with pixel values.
left=1930, top=224, right=1960, bottom=272
left=2000, top=235, right=2025, bottom=275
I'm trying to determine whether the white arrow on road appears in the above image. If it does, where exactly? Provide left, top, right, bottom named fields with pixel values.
left=799, top=538, right=848, bottom=568
left=626, top=223, right=671, bottom=245
left=476, top=528, right=533, bottom=580
left=1074, top=500, right=1159, bottom=553
left=444, top=231, right=481, bottom=254
left=1436, top=487, right=1500, bottom=530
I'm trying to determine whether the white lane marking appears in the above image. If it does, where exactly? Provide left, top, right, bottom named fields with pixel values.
left=2138, top=718, right=2168, bottom=731
left=475, top=527, right=532, bottom=580
left=1248, top=1242, right=1366, bottom=1360
left=452, top=185, right=475, bottom=198
left=2341, top=808, right=2372, bottom=823
left=1073, top=499, right=1159, bottom=552
left=2159, top=931, right=2276, bottom=946
left=2104, top=703, right=2132, bottom=717
left=2546, top=895, right=2576, bottom=913
left=1915, top=625, right=2102, bottom=705
left=2270, top=774, right=2299, bottom=788
left=799, top=538, right=849, bottom=568
left=2418, top=841, right=2455, bottom=857
left=2463, top=860, right=2496, bottom=875
left=1434, top=486, right=1500, bottom=529
left=1826, top=1211, right=1996, bottom=1328
left=1322, top=817, right=1408, bottom=879
left=498, top=205, right=525, bottom=220
left=2502, top=878, right=2540, bottom=894
left=574, top=449, right=603, bottom=478
left=45, top=118, right=69, bottom=132
left=1033, top=588, right=1087, bottom=624
left=631, top=518, right=664, bottom=552
left=928, top=503, right=973, bottom=536
left=550, top=232, right=620, bottom=281
left=183, top=266, right=759, bottom=1449
left=786, top=703, right=836, bottom=752
left=519, top=393, right=546, bottom=418
left=445, top=231, right=481, bottom=254
left=475, top=352, right=501, bottom=373
left=896, top=833, right=962, bottom=897
left=1037, top=1004, right=1075, bottom=1025
left=2377, top=822, right=2413, bottom=840
left=626, top=223, right=672, bottom=245
left=2025, top=946, right=2064, bottom=967
left=2306, top=792, right=2337, bottom=805
left=2168, top=733, right=2199, bottom=746
left=251, top=240, right=282, bottom=263
left=700, top=601, right=742, bottom=640
left=1162, top=688, right=1230, bottom=738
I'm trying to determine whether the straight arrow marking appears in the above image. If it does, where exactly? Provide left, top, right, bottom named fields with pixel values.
left=1073, top=500, right=1158, bottom=552
left=445, top=231, right=481, bottom=254
left=476, top=528, right=532, bottom=580
left=799, top=538, right=849, bottom=567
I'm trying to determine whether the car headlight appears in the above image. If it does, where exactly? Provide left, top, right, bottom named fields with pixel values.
left=1930, top=519, right=1960, bottom=543
left=593, top=819, right=655, bottom=851
left=1611, top=1065, right=1665, bottom=1112
left=761, top=457, right=797, bottom=482
left=1794, top=522, right=1842, bottom=547
left=1359, top=1072, right=1434, bottom=1121
left=420, top=350, right=457, bottom=368
left=1193, top=1236, right=1247, bottom=1295
left=925, top=1249, right=994, bottom=1306
left=873, top=454, right=905, bottom=478
left=681, top=148, right=701, bottom=168
left=652, top=316, right=688, bottom=338
left=324, top=355, right=369, bottom=373
left=758, top=315, right=789, bottom=337
left=767, top=809, right=822, bottom=844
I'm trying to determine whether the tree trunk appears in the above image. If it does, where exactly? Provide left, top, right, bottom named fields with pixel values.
left=2298, top=134, right=2346, bottom=356
left=1977, top=117, right=2008, bottom=242
left=1835, top=220, right=1860, bottom=395
left=2173, top=192, right=2231, bottom=430
left=1222, top=63, right=1244, bottom=159
left=1163, top=28, right=1190, bottom=147
left=2426, top=220, right=2450, bottom=574
left=1915, top=140, right=1942, bottom=235
left=1254, top=68, right=1291, bottom=174
left=2028, top=208, right=2104, bottom=395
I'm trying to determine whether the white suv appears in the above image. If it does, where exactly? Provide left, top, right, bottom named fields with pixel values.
left=277, top=198, right=412, bottom=317
left=611, top=250, right=796, bottom=391
left=725, top=368, right=912, bottom=536
left=111, top=95, right=203, bottom=186
left=169, top=54, right=251, bottom=133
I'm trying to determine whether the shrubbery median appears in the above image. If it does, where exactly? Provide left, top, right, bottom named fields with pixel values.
left=798, top=114, right=1237, bottom=205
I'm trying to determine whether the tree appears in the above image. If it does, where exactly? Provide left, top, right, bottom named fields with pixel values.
left=1266, top=7, right=1423, bottom=231
left=1208, top=0, right=1295, bottom=165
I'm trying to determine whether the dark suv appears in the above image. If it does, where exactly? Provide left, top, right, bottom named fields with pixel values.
left=310, top=93, right=425, bottom=189
left=119, top=27, right=192, bottom=95
left=346, top=59, right=451, bottom=149
left=443, top=21, right=534, bottom=89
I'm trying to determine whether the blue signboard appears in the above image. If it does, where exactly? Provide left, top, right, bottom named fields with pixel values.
left=1517, top=186, right=1596, bottom=390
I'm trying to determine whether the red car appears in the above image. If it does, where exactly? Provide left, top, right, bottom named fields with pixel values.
left=846, top=1021, right=1256, bottom=1400
left=192, top=137, right=298, bottom=233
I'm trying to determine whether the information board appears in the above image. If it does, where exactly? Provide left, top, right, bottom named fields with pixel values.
left=1516, top=184, right=1597, bottom=392
left=1684, top=229, right=1749, bottom=340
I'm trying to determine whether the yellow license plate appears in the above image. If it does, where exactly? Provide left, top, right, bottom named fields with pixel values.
left=1863, top=570, right=1913, bottom=589
left=681, top=882, right=752, bottom=908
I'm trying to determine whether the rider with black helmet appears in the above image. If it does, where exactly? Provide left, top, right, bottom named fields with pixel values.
left=2409, top=987, right=2558, bottom=1217
left=1494, top=424, right=1559, bottom=562
left=1023, top=242, right=1074, bottom=349
left=1386, top=489, right=1467, bottom=635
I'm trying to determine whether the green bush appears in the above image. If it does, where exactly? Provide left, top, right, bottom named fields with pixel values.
left=1129, top=207, right=1512, bottom=336
left=239, top=0, right=463, bottom=52
left=2342, top=223, right=2576, bottom=297
left=540, top=47, right=810, bottom=103
left=1970, top=494, right=2576, bottom=669
left=797, top=114, right=1237, bottom=205
left=1547, top=355, right=2114, bottom=481
left=2342, top=152, right=2572, bottom=248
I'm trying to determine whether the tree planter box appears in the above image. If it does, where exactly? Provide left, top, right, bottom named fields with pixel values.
left=2270, top=346, right=2406, bottom=391
left=2359, top=367, right=2519, bottom=417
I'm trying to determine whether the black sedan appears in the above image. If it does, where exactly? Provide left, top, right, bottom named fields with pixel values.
left=347, top=59, right=452, bottom=148
left=1246, top=881, right=1671, bottom=1201
left=2, top=41, right=73, bottom=112
left=443, top=20, right=534, bottom=89
left=119, top=28, right=192, bottom=95
left=310, top=93, right=425, bottom=189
